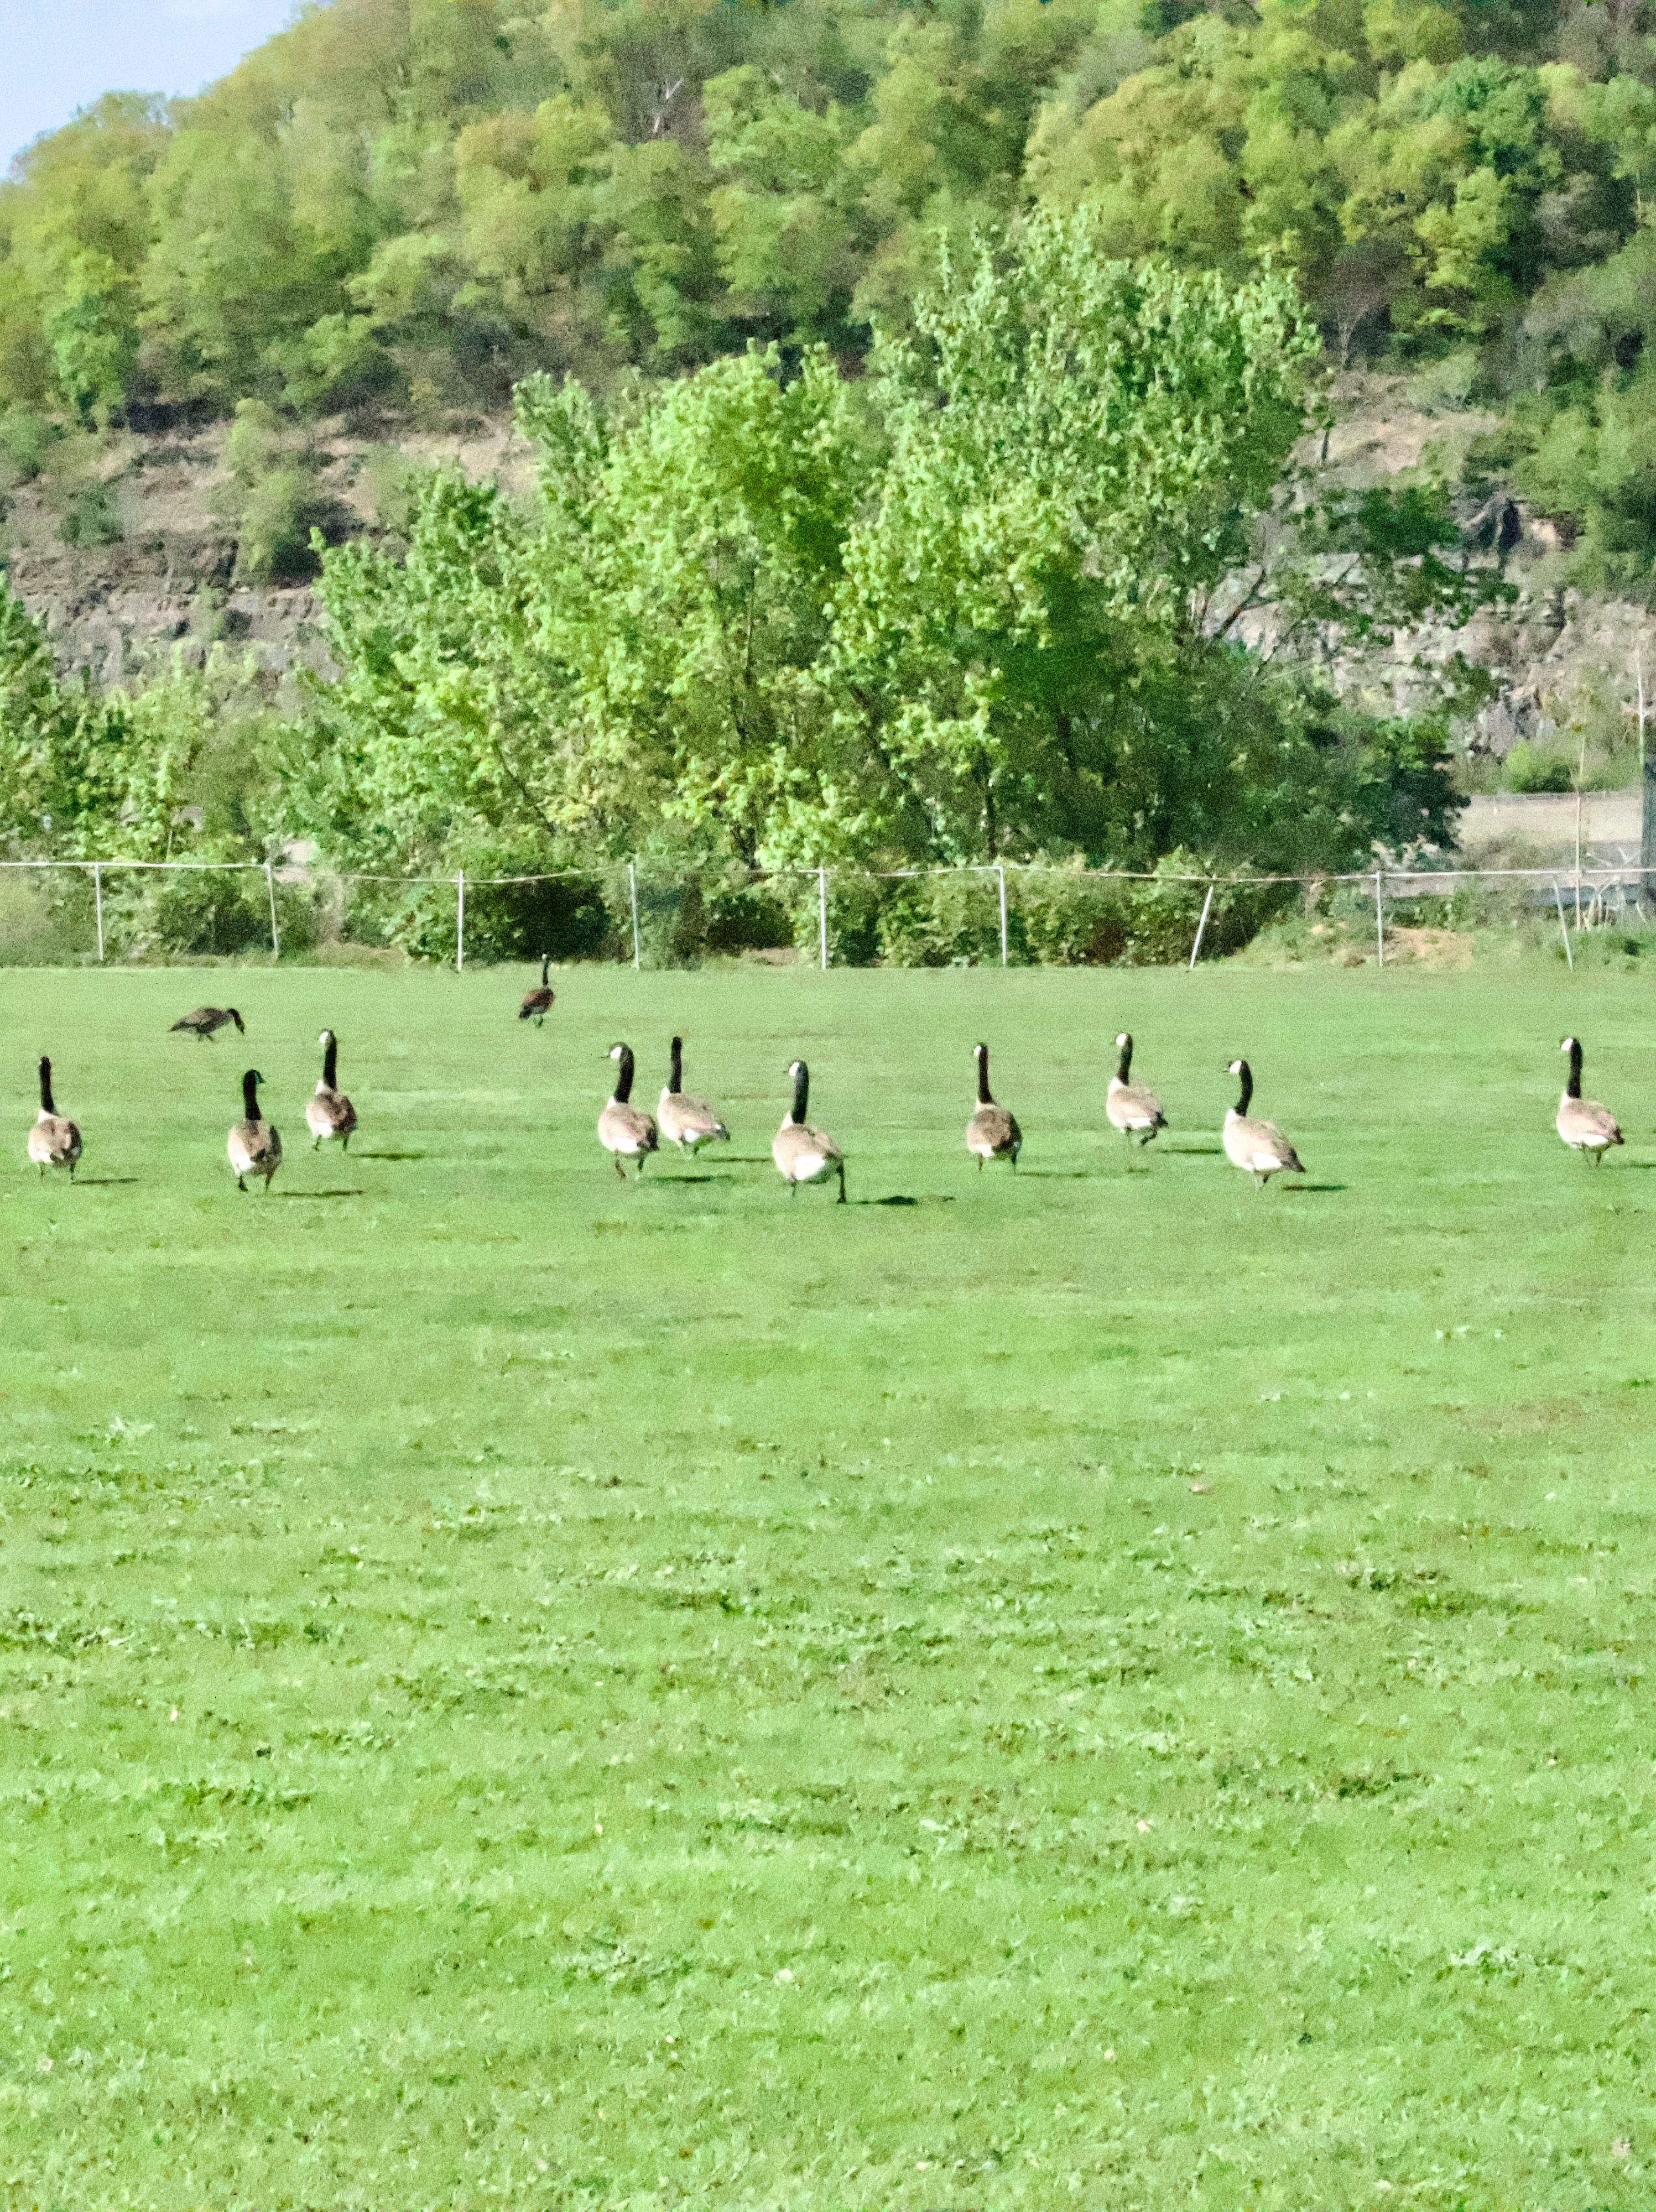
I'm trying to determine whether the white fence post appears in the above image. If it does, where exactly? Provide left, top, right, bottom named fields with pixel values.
left=996, top=863, right=1008, bottom=967
left=1553, top=878, right=1574, bottom=969
left=1373, top=868, right=1384, bottom=966
left=1189, top=881, right=1215, bottom=969
left=818, top=867, right=829, bottom=970
left=265, top=858, right=280, bottom=960
left=628, top=862, right=641, bottom=971
left=455, top=870, right=465, bottom=973
left=92, top=863, right=104, bottom=963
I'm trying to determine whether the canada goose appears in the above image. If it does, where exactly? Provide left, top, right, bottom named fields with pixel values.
left=171, top=1005, right=244, bottom=1040
left=1222, top=1058, right=1305, bottom=1188
left=598, top=1044, right=658, bottom=1178
left=965, top=1042, right=1020, bottom=1170
left=27, top=1057, right=81, bottom=1180
left=657, top=1036, right=730, bottom=1155
left=518, top=955, right=554, bottom=1026
left=227, top=1069, right=281, bottom=1192
left=305, top=1029, right=357, bottom=1151
left=1557, top=1036, right=1622, bottom=1162
left=773, top=1060, right=846, bottom=1202
left=1107, top=1031, right=1167, bottom=1146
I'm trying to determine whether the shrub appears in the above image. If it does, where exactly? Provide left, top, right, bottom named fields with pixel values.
left=1504, top=743, right=1575, bottom=794
left=58, top=482, right=123, bottom=545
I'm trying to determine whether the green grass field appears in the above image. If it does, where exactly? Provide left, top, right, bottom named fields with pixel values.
left=4, top=958, right=1655, bottom=2211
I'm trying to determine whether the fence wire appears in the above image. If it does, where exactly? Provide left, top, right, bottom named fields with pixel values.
left=0, top=854, right=1649, bottom=969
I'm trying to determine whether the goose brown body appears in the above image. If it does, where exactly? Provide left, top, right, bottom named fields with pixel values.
left=227, top=1069, right=281, bottom=1192
left=518, top=955, right=555, bottom=1026
left=773, top=1060, right=845, bottom=1201
left=1222, top=1059, right=1305, bottom=1188
left=1106, top=1032, right=1167, bottom=1145
left=1556, top=1036, right=1622, bottom=1161
left=171, top=1006, right=243, bottom=1040
left=965, top=1042, right=1020, bottom=1169
left=657, top=1037, right=729, bottom=1154
left=27, top=1058, right=81, bottom=1179
left=305, top=1029, right=357, bottom=1150
left=598, top=1045, right=658, bottom=1177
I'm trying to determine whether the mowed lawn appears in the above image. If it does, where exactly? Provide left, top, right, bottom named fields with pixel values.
left=3, top=958, right=1655, bottom=2211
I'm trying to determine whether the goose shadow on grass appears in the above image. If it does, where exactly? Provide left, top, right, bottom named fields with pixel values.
left=353, top=1150, right=425, bottom=1161
left=1280, top=1182, right=1346, bottom=1194
left=272, top=1188, right=366, bottom=1200
left=70, top=1176, right=140, bottom=1187
left=855, top=1193, right=956, bottom=1207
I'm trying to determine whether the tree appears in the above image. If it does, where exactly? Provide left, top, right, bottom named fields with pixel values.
left=293, top=206, right=1475, bottom=886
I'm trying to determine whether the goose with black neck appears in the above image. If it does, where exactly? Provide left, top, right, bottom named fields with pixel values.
left=773, top=1060, right=846, bottom=1202
left=28, top=1057, right=81, bottom=1180
left=227, top=1069, right=282, bottom=1193
left=1222, top=1058, right=1305, bottom=1190
left=658, top=1036, right=730, bottom=1156
left=306, top=1029, right=358, bottom=1151
left=598, top=1044, right=658, bottom=1178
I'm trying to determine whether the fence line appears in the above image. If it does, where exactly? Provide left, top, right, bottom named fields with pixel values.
left=7, top=851, right=1652, bottom=969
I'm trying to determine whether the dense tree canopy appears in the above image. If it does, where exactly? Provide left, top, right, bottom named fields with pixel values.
left=285, top=208, right=1476, bottom=890
left=0, top=0, right=1650, bottom=445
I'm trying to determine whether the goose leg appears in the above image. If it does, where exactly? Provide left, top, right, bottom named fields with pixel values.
left=836, top=1162, right=846, bottom=1205
left=613, top=1155, right=625, bottom=1182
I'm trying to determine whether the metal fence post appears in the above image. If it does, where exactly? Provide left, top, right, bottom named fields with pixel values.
left=92, top=863, right=104, bottom=963
left=819, top=867, right=829, bottom=970
left=628, top=861, right=641, bottom=970
left=1553, top=878, right=1574, bottom=969
left=1373, top=868, right=1384, bottom=966
left=455, top=870, right=465, bottom=973
left=265, top=858, right=280, bottom=960
left=996, top=863, right=1008, bottom=967
left=1189, top=881, right=1215, bottom=970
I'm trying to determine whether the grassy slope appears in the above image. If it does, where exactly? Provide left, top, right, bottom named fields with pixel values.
left=2, top=961, right=1653, bottom=2211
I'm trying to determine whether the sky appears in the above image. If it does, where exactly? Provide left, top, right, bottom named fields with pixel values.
left=1, top=0, right=299, bottom=172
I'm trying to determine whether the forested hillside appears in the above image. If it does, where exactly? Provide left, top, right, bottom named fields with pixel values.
left=2, top=0, right=1655, bottom=583
left=3, top=0, right=1655, bottom=963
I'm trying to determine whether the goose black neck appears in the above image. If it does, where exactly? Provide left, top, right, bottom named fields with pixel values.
left=242, top=1070, right=261, bottom=1123
left=322, top=1034, right=339, bottom=1090
left=790, top=1062, right=809, bottom=1124
left=38, top=1057, right=53, bottom=1115
left=1116, top=1035, right=1133, bottom=1084
left=1233, top=1062, right=1252, bottom=1116
left=1566, top=1040, right=1583, bottom=1100
left=539, top=954, right=550, bottom=988
left=976, top=1046, right=992, bottom=1105
left=669, top=1036, right=683, bottom=1095
left=613, top=1046, right=634, bottom=1104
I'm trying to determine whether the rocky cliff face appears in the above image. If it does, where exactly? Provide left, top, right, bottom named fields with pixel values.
left=0, top=414, right=537, bottom=698
left=4, top=378, right=1650, bottom=773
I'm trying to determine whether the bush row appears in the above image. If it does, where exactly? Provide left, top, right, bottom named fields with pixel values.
left=0, top=858, right=1296, bottom=968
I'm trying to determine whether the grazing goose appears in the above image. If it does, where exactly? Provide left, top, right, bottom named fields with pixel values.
left=305, top=1029, right=357, bottom=1151
left=773, top=1060, right=846, bottom=1202
left=28, top=1057, right=81, bottom=1180
left=657, top=1036, right=730, bottom=1155
left=227, top=1068, right=281, bottom=1193
left=1106, top=1031, right=1167, bottom=1146
left=598, top=1044, right=658, bottom=1178
left=518, top=955, right=555, bottom=1026
left=1557, top=1036, right=1622, bottom=1162
left=170, top=1006, right=244, bottom=1040
left=1222, top=1058, right=1305, bottom=1188
left=965, top=1042, right=1021, bottom=1170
